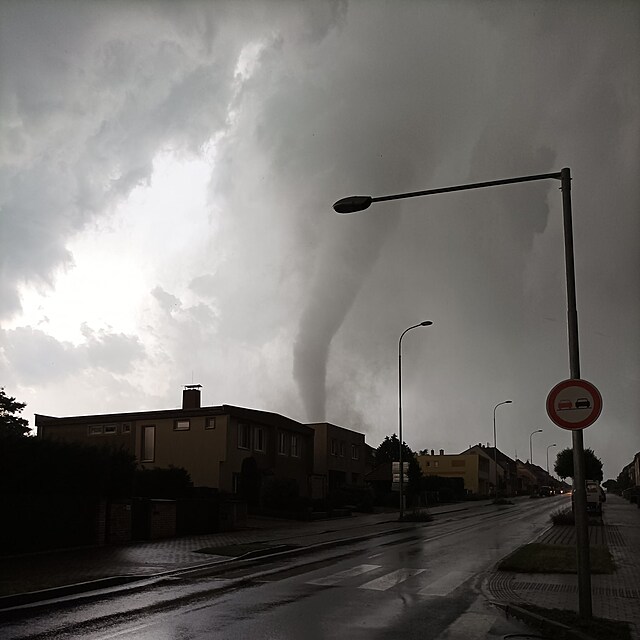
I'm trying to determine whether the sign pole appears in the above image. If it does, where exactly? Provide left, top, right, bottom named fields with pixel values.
left=560, top=168, right=592, bottom=619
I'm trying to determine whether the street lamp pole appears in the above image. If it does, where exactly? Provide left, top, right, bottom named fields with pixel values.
left=334, top=166, right=592, bottom=618
left=398, top=321, right=432, bottom=520
left=547, top=443, right=557, bottom=475
left=493, top=400, right=512, bottom=496
left=530, top=429, right=543, bottom=465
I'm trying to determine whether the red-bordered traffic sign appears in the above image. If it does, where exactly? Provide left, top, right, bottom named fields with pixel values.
left=546, top=379, right=603, bottom=430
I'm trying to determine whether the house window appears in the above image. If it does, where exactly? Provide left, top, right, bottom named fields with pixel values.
left=291, top=435, right=299, bottom=457
left=339, top=441, right=345, bottom=457
left=238, top=423, right=250, bottom=449
left=141, top=426, right=155, bottom=462
left=104, top=424, right=117, bottom=435
left=232, top=473, right=241, bottom=494
left=88, top=425, right=103, bottom=436
left=351, top=444, right=360, bottom=460
left=330, top=438, right=338, bottom=456
left=206, top=417, right=216, bottom=430
left=121, top=423, right=131, bottom=434
left=434, top=461, right=439, bottom=468
left=278, top=432, right=287, bottom=455
left=254, top=427, right=265, bottom=452
left=174, top=419, right=190, bottom=431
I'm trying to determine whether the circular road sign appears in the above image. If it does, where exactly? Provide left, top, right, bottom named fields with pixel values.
left=546, top=378, right=603, bottom=430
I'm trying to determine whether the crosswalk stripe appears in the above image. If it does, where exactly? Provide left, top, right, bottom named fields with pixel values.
left=307, top=564, right=381, bottom=586
left=418, top=571, right=473, bottom=596
left=359, top=568, right=425, bottom=591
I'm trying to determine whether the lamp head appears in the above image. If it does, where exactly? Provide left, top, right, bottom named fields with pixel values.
left=420, top=321, right=433, bottom=326
left=333, top=195, right=373, bottom=214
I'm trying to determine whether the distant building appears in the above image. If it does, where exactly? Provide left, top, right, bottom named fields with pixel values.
left=416, top=448, right=492, bottom=496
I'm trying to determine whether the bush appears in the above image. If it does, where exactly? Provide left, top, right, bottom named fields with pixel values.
left=134, top=466, right=193, bottom=499
left=550, top=508, right=574, bottom=525
left=400, top=509, right=433, bottom=522
left=260, top=476, right=300, bottom=511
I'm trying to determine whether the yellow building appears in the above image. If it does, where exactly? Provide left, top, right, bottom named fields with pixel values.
left=416, top=449, right=496, bottom=496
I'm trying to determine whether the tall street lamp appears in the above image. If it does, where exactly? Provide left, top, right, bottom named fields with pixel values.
left=493, top=400, right=513, bottom=496
left=334, top=167, right=593, bottom=618
left=530, top=429, right=543, bottom=466
left=547, top=443, right=557, bottom=475
left=398, top=320, right=432, bottom=520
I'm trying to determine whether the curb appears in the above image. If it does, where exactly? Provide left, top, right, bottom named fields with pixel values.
left=494, top=601, right=599, bottom=640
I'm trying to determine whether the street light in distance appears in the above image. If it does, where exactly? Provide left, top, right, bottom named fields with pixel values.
left=398, top=320, right=433, bottom=520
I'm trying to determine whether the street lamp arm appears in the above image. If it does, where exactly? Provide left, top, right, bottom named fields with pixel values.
left=334, top=171, right=563, bottom=214
left=399, top=321, right=432, bottom=347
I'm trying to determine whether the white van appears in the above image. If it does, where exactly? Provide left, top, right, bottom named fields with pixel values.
left=585, top=480, right=604, bottom=516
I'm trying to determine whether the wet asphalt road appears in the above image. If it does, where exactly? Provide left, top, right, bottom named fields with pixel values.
left=2, top=496, right=567, bottom=640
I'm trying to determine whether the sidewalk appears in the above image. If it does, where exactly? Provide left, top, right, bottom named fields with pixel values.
left=484, top=493, right=640, bottom=639
left=0, top=501, right=476, bottom=607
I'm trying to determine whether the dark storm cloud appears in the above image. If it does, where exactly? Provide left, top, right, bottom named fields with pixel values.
left=1, top=326, right=145, bottom=383
left=0, top=0, right=240, bottom=319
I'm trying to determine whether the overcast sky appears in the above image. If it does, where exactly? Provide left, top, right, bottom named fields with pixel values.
left=1, top=0, right=638, bottom=481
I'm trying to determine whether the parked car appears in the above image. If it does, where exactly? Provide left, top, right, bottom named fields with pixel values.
left=572, top=480, right=604, bottom=518
left=539, top=485, right=552, bottom=497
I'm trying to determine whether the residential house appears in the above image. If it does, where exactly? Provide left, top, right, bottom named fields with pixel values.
left=36, top=386, right=315, bottom=500
left=481, top=446, right=518, bottom=496
left=515, top=459, right=539, bottom=494
left=416, top=448, right=493, bottom=496
left=459, top=444, right=506, bottom=496
left=307, top=422, right=366, bottom=499
left=519, top=460, right=556, bottom=494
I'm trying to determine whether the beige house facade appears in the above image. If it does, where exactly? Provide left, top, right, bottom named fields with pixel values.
left=416, top=449, right=495, bottom=496
left=35, top=387, right=315, bottom=497
left=307, top=422, right=366, bottom=498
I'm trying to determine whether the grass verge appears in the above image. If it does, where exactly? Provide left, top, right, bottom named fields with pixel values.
left=195, top=542, right=297, bottom=557
left=517, top=604, right=632, bottom=640
left=399, top=510, right=433, bottom=522
left=498, top=543, right=615, bottom=574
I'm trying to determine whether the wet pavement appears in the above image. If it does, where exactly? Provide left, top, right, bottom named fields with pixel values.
left=484, top=493, right=640, bottom=638
left=2, top=495, right=639, bottom=639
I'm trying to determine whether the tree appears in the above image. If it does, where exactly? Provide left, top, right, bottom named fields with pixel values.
left=375, top=434, right=423, bottom=502
left=0, top=387, right=30, bottom=437
left=554, top=447, right=603, bottom=482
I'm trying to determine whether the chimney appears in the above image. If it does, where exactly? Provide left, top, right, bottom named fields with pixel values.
left=182, top=384, right=202, bottom=409
left=431, top=449, right=435, bottom=456
left=439, top=449, right=445, bottom=456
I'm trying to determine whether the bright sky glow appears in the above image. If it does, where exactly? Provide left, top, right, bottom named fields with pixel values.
left=11, top=150, right=215, bottom=344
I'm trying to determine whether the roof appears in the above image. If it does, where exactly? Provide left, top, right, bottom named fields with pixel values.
left=35, top=404, right=313, bottom=435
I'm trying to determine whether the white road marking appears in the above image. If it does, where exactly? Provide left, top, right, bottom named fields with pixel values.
left=418, top=570, right=473, bottom=596
left=307, top=563, right=381, bottom=586
left=359, top=568, right=425, bottom=591
left=435, top=612, right=496, bottom=639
